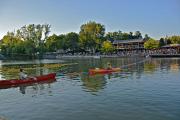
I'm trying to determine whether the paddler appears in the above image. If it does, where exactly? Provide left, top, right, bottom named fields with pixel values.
left=19, top=68, right=37, bottom=80
left=107, top=62, right=112, bottom=70
left=19, top=68, right=28, bottom=80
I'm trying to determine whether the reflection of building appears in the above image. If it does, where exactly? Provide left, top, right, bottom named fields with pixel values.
left=170, top=63, right=179, bottom=72
left=113, top=39, right=145, bottom=50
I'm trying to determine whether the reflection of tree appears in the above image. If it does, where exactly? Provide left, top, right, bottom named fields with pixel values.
left=170, top=63, right=179, bottom=72
left=81, top=74, right=107, bottom=93
left=18, top=81, right=54, bottom=95
left=19, top=85, right=26, bottom=94
left=143, top=62, right=156, bottom=74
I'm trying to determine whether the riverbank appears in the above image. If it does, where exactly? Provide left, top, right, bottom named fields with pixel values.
left=45, top=54, right=180, bottom=59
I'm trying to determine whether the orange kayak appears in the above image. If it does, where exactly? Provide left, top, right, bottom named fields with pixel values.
left=89, top=68, right=121, bottom=75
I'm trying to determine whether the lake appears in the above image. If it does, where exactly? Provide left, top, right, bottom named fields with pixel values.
left=0, top=57, right=180, bottom=120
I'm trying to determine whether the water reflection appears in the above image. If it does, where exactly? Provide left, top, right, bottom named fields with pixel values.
left=81, top=74, right=107, bottom=93
left=0, top=58, right=180, bottom=120
left=0, top=58, right=180, bottom=95
left=0, top=80, right=56, bottom=95
left=19, top=81, right=55, bottom=96
left=68, top=58, right=180, bottom=94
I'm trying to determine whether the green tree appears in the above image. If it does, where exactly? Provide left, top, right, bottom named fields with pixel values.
left=166, top=39, right=172, bottom=44
left=79, top=21, right=105, bottom=53
left=105, top=31, right=122, bottom=42
left=0, top=34, right=23, bottom=56
left=169, top=36, right=180, bottom=44
left=144, top=34, right=150, bottom=40
left=128, top=32, right=133, bottom=39
left=45, top=34, right=58, bottom=52
left=0, top=24, right=51, bottom=58
left=159, top=38, right=165, bottom=47
left=101, top=40, right=114, bottom=53
left=18, top=24, right=51, bottom=56
left=45, top=34, right=66, bottom=52
left=64, top=32, right=79, bottom=52
left=144, top=38, right=159, bottom=49
left=134, top=31, right=142, bottom=39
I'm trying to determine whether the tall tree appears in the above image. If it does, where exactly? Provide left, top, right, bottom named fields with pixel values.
left=144, top=38, right=159, bottom=49
left=101, top=40, right=114, bottom=53
left=169, top=36, right=180, bottom=44
left=144, top=34, right=150, bottom=40
left=134, top=31, right=142, bottom=39
left=159, top=38, right=165, bottom=47
left=0, top=24, right=51, bottom=57
left=79, top=21, right=105, bottom=53
left=64, top=32, right=79, bottom=52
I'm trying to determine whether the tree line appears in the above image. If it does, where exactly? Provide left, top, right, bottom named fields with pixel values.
left=0, top=21, right=180, bottom=57
left=144, top=36, right=180, bottom=49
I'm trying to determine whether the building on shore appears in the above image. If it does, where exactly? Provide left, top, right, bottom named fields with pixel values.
left=112, top=39, right=145, bottom=51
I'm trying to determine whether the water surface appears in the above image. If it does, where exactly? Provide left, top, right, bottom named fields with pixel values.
left=0, top=58, right=180, bottom=120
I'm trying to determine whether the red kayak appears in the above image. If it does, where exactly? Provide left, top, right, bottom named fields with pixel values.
left=89, top=68, right=121, bottom=75
left=0, top=73, right=56, bottom=86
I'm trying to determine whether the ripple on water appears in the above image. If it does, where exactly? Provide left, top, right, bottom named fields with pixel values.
left=0, top=58, right=180, bottom=120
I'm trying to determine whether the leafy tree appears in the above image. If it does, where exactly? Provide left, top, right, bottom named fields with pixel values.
left=79, top=21, right=105, bottom=53
left=144, top=38, right=159, bottom=49
left=101, top=40, right=114, bottom=53
left=105, top=31, right=145, bottom=41
left=0, top=24, right=51, bottom=58
left=134, top=31, right=142, bottom=39
left=169, top=36, right=180, bottom=44
left=45, top=34, right=66, bottom=52
left=45, top=34, right=59, bottom=52
left=159, top=38, right=165, bottom=47
left=122, top=33, right=129, bottom=40
left=128, top=32, right=133, bottom=39
left=166, top=39, right=172, bottom=44
left=144, top=34, right=150, bottom=40
left=0, top=34, right=23, bottom=56
left=105, top=31, right=123, bottom=42
left=64, top=32, right=79, bottom=52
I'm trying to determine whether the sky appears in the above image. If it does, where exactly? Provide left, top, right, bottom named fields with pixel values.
left=0, top=0, right=180, bottom=39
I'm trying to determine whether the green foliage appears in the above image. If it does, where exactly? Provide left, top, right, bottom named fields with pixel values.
left=169, top=36, right=180, bottom=44
left=64, top=32, right=79, bottom=51
left=159, top=38, right=165, bottom=47
left=144, top=34, right=150, bottom=40
left=0, top=34, right=24, bottom=55
left=45, top=33, right=80, bottom=52
left=101, top=40, right=114, bottom=53
left=1, top=21, right=179, bottom=58
left=166, top=39, right=172, bottom=44
left=0, top=24, right=51, bottom=57
left=144, top=38, right=159, bottom=49
left=45, top=34, right=62, bottom=52
left=79, top=21, right=105, bottom=53
left=105, top=31, right=143, bottom=42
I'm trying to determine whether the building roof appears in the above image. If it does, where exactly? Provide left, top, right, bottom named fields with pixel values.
left=113, top=39, right=144, bottom=44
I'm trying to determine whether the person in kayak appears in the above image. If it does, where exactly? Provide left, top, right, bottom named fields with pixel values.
left=19, top=68, right=37, bottom=80
left=107, top=62, right=112, bottom=70
left=19, top=68, right=28, bottom=80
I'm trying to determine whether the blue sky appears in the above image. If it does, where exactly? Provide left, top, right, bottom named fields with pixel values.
left=0, top=0, right=180, bottom=39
